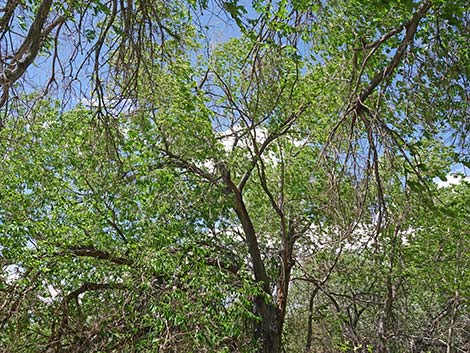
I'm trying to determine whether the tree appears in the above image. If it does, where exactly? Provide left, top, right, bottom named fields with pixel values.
left=0, top=102, right=257, bottom=352
left=283, top=178, right=470, bottom=353
left=0, top=0, right=200, bottom=114
left=1, top=1, right=469, bottom=352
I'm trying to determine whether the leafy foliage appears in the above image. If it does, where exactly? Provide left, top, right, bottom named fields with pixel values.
left=1, top=1, right=469, bottom=353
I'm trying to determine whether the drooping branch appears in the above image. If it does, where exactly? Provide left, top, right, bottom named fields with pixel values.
left=326, top=1, right=432, bottom=148
left=0, top=0, right=66, bottom=109
left=355, top=0, right=432, bottom=107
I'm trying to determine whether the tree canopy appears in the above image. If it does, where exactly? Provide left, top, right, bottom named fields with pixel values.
left=1, top=1, right=469, bottom=352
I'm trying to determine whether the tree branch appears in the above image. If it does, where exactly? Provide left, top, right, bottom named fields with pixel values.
left=1, top=0, right=53, bottom=86
left=66, top=246, right=133, bottom=266
left=65, top=282, right=126, bottom=303
left=0, top=0, right=19, bottom=34
left=238, top=104, right=309, bottom=191
left=355, top=1, right=432, bottom=106
left=163, top=149, right=220, bottom=184
left=220, top=165, right=271, bottom=293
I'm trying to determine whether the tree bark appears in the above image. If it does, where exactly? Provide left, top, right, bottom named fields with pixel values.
left=305, top=286, right=320, bottom=353
left=255, top=297, right=282, bottom=353
left=221, top=167, right=283, bottom=353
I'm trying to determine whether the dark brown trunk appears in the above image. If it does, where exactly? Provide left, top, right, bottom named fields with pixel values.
left=221, top=169, right=283, bottom=353
left=254, top=298, right=282, bottom=353
left=305, top=286, right=320, bottom=353
left=276, top=230, right=294, bottom=335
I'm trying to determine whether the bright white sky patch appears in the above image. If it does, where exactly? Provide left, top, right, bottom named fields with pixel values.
left=38, top=284, right=60, bottom=304
left=435, top=174, right=470, bottom=188
left=3, top=264, right=23, bottom=284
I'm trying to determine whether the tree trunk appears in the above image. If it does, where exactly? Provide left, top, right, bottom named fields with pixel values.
left=255, top=298, right=282, bottom=353
left=305, top=286, right=320, bottom=353
left=221, top=169, right=283, bottom=353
